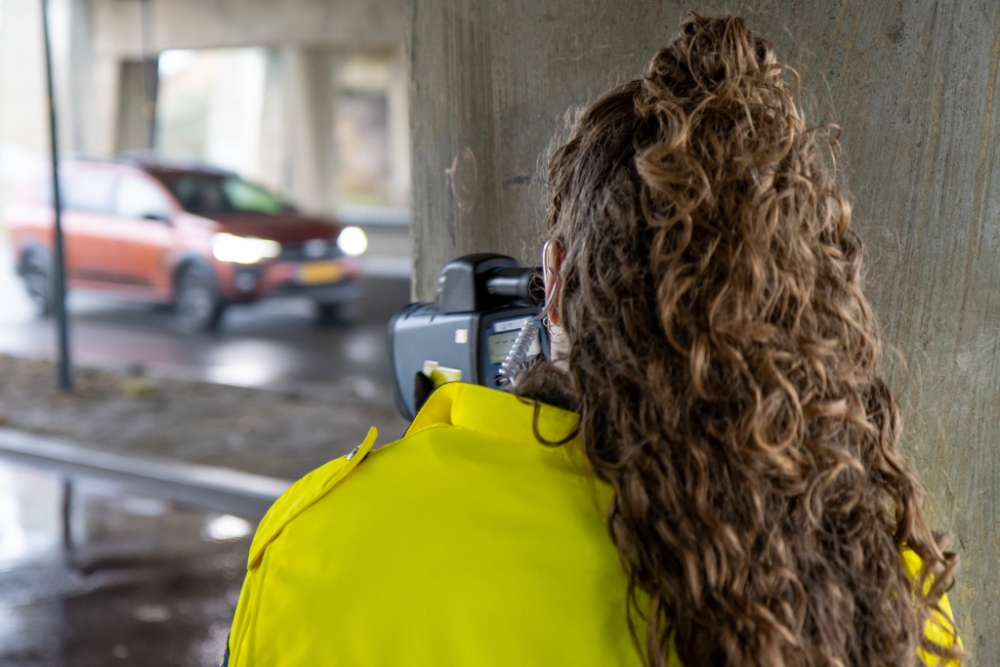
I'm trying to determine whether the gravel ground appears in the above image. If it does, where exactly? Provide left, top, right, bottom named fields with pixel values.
left=0, top=354, right=410, bottom=480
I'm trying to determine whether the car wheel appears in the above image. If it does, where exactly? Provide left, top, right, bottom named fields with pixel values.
left=22, top=265, right=51, bottom=318
left=175, top=267, right=224, bottom=334
left=315, top=302, right=345, bottom=326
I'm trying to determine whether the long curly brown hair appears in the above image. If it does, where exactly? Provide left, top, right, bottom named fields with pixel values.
left=519, top=13, right=964, bottom=667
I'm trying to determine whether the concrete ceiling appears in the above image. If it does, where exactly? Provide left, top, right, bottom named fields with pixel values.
left=94, top=0, right=407, bottom=55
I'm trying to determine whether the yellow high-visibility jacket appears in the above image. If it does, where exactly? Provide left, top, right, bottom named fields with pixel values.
left=225, top=382, right=960, bottom=666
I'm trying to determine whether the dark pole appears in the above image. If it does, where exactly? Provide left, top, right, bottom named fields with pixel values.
left=41, top=0, right=73, bottom=390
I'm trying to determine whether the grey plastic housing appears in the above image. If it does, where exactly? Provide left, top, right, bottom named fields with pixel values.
left=388, top=302, right=547, bottom=419
left=438, top=253, right=521, bottom=313
left=388, top=254, right=549, bottom=420
left=389, top=304, right=479, bottom=418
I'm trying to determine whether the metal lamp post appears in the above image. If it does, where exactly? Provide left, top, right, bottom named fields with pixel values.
left=40, top=0, right=73, bottom=390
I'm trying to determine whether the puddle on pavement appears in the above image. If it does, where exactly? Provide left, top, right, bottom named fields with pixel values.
left=0, top=458, right=255, bottom=666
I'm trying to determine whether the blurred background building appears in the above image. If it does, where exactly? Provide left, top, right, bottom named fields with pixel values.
left=0, top=0, right=410, bottom=218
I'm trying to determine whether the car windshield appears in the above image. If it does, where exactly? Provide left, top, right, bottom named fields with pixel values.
left=154, top=174, right=293, bottom=215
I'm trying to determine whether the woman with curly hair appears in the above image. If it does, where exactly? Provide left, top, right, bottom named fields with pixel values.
left=525, top=13, right=965, bottom=666
left=224, top=13, right=963, bottom=667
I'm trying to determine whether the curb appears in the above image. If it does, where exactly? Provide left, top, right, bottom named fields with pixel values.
left=0, top=427, right=290, bottom=520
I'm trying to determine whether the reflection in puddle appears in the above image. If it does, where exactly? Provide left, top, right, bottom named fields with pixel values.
left=0, top=601, right=26, bottom=653
left=0, top=458, right=257, bottom=666
left=135, top=604, right=173, bottom=623
left=205, top=515, right=253, bottom=542
left=0, top=475, right=28, bottom=563
left=204, top=339, right=297, bottom=387
left=346, top=332, right=380, bottom=364
left=0, top=464, right=61, bottom=567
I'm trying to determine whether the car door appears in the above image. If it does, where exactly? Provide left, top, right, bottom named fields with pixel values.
left=110, top=173, right=177, bottom=299
left=61, top=169, right=121, bottom=287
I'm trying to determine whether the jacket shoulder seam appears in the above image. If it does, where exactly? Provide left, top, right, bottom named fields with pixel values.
left=247, top=427, right=378, bottom=569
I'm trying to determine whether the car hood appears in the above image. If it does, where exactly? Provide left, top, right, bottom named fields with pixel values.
left=208, top=212, right=341, bottom=242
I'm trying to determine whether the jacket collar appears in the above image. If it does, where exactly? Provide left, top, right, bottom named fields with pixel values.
left=406, top=382, right=581, bottom=448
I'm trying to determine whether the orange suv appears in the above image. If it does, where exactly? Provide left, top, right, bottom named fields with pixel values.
left=4, top=158, right=365, bottom=332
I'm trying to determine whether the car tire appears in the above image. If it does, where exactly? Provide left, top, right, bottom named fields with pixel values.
left=175, top=267, right=225, bottom=334
left=315, top=302, right=345, bottom=326
left=19, top=252, right=51, bottom=318
left=17, top=248, right=53, bottom=317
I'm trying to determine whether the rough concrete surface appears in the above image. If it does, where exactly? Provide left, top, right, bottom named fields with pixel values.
left=410, top=1, right=1000, bottom=661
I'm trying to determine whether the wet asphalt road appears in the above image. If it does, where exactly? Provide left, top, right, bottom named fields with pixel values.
left=0, top=240, right=412, bottom=399
left=0, top=458, right=253, bottom=666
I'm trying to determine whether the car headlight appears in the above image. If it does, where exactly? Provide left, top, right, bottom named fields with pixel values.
left=336, top=226, right=368, bottom=256
left=212, top=233, right=281, bottom=264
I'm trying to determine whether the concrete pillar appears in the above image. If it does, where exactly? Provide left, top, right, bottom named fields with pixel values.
left=47, top=0, right=76, bottom=151
left=256, top=49, right=287, bottom=195
left=115, top=58, right=157, bottom=152
left=256, top=47, right=338, bottom=214
left=78, top=54, right=119, bottom=156
left=64, top=0, right=121, bottom=156
left=385, top=46, right=410, bottom=206
left=410, top=0, right=1000, bottom=658
left=67, top=0, right=95, bottom=153
left=410, top=1, right=500, bottom=300
left=203, top=48, right=268, bottom=180
left=295, top=48, right=338, bottom=214
left=108, top=0, right=157, bottom=152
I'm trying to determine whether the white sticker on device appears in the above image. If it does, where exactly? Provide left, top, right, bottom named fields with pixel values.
left=494, top=317, right=531, bottom=332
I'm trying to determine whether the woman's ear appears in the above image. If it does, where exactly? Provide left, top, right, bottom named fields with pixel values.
left=543, top=240, right=565, bottom=326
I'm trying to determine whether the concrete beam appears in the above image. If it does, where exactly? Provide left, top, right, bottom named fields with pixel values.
left=92, top=0, right=407, bottom=56
left=410, top=0, right=1000, bottom=658
left=254, top=47, right=340, bottom=214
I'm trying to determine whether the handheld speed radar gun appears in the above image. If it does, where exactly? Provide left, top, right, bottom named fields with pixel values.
left=388, top=254, right=550, bottom=419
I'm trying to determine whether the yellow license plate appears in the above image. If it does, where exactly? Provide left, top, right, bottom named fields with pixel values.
left=299, top=261, right=344, bottom=285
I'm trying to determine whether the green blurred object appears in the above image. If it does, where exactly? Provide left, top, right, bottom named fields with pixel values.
left=121, top=376, right=158, bottom=398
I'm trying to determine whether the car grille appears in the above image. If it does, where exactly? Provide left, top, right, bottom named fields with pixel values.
left=279, top=240, right=344, bottom=262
